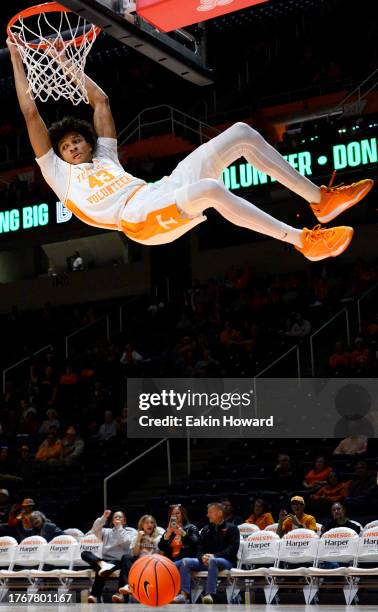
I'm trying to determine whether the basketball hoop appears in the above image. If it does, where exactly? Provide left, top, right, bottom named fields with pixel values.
left=7, top=2, right=101, bottom=105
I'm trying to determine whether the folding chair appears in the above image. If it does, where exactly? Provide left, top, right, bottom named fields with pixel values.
left=0, top=536, right=47, bottom=597
left=265, top=523, right=278, bottom=533
left=238, top=523, right=260, bottom=539
left=268, top=528, right=319, bottom=604
left=0, top=537, right=18, bottom=602
left=230, top=530, right=280, bottom=604
left=29, top=535, right=79, bottom=597
left=307, top=527, right=359, bottom=605
left=362, top=520, right=378, bottom=531
left=344, top=526, right=378, bottom=602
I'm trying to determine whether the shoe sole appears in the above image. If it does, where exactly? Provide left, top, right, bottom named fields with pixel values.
left=305, top=230, right=354, bottom=261
left=98, top=568, right=116, bottom=578
left=315, top=180, right=373, bottom=223
left=119, top=588, right=131, bottom=595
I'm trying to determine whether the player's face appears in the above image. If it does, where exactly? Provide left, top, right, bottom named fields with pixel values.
left=58, top=131, right=92, bottom=164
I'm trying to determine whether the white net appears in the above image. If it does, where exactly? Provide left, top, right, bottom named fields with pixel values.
left=9, top=8, right=100, bottom=105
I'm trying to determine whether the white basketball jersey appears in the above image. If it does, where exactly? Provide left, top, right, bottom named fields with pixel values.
left=36, top=137, right=145, bottom=229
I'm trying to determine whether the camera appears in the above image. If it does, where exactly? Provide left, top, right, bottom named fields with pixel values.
left=170, top=517, right=177, bottom=528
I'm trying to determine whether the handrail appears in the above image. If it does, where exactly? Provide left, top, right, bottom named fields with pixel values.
left=357, top=282, right=378, bottom=332
left=118, top=104, right=220, bottom=146
left=309, top=307, right=350, bottom=377
left=103, top=438, right=171, bottom=509
left=338, top=69, right=378, bottom=109
left=2, top=344, right=53, bottom=393
left=254, top=344, right=301, bottom=380
left=65, top=315, right=110, bottom=359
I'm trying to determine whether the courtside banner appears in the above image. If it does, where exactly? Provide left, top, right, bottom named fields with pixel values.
left=127, top=378, right=377, bottom=438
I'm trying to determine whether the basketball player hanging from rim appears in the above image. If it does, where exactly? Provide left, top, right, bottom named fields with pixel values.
left=7, top=26, right=374, bottom=261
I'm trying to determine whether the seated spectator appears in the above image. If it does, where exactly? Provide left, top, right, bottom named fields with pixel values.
left=329, top=341, right=351, bottom=374
left=0, top=447, right=13, bottom=475
left=277, top=496, right=317, bottom=537
left=130, top=515, right=162, bottom=558
left=59, top=365, right=79, bottom=386
left=311, top=471, right=351, bottom=503
left=26, top=510, right=63, bottom=541
left=322, top=502, right=361, bottom=535
left=39, top=409, right=60, bottom=436
left=350, top=338, right=370, bottom=372
left=61, top=426, right=84, bottom=466
left=272, top=453, right=300, bottom=491
left=16, top=445, right=33, bottom=477
left=72, top=251, right=84, bottom=271
left=245, top=498, right=275, bottom=529
left=345, top=461, right=377, bottom=507
left=8, top=498, right=35, bottom=536
left=285, top=312, right=311, bottom=337
left=120, top=344, right=144, bottom=366
left=35, top=428, right=63, bottom=464
left=303, top=456, right=332, bottom=492
left=174, top=502, right=240, bottom=604
left=219, top=498, right=243, bottom=526
left=0, top=489, right=11, bottom=526
left=81, top=509, right=136, bottom=604
left=97, top=411, right=119, bottom=442
left=158, top=504, right=199, bottom=565
left=333, top=435, right=368, bottom=455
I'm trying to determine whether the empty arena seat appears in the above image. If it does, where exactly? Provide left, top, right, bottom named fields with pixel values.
left=230, top=530, right=281, bottom=603
left=0, top=536, right=47, bottom=579
left=0, top=537, right=18, bottom=575
left=30, top=535, right=78, bottom=579
left=346, top=527, right=378, bottom=575
left=306, top=527, right=360, bottom=605
left=363, top=519, right=378, bottom=530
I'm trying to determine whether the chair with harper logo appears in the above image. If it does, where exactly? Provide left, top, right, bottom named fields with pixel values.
left=362, top=519, right=378, bottom=531
left=29, top=534, right=79, bottom=596
left=64, top=529, right=84, bottom=541
left=60, top=534, right=103, bottom=583
left=0, top=536, right=47, bottom=596
left=306, top=527, right=360, bottom=605
left=264, top=523, right=278, bottom=533
left=344, top=526, right=378, bottom=602
left=0, top=536, right=18, bottom=601
left=238, top=523, right=260, bottom=539
left=230, top=530, right=280, bottom=604
left=268, top=528, right=319, bottom=604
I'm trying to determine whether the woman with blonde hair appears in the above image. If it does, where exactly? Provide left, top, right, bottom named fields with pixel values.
left=118, top=514, right=162, bottom=598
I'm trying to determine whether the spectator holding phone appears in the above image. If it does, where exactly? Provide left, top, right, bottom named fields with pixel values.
left=158, top=504, right=199, bottom=565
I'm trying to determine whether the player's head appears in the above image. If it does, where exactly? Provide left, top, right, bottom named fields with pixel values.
left=49, top=116, right=97, bottom=164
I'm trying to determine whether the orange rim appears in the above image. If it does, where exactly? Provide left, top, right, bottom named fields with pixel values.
left=7, top=2, right=101, bottom=50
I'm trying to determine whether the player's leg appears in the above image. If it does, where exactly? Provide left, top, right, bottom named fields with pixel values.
left=204, top=122, right=373, bottom=222
left=176, top=179, right=354, bottom=261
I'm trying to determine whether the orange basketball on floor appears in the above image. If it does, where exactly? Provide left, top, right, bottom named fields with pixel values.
left=128, top=554, right=181, bottom=607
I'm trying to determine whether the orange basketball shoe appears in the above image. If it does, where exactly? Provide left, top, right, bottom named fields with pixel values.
left=295, top=225, right=354, bottom=261
left=310, top=179, right=374, bottom=223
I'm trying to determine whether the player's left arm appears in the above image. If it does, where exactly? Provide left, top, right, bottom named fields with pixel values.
left=84, top=75, right=117, bottom=139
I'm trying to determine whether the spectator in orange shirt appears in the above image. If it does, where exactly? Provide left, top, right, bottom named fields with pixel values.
left=8, top=498, right=35, bottom=533
left=277, top=496, right=317, bottom=537
left=350, top=338, right=370, bottom=371
left=366, top=314, right=378, bottom=337
left=303, top=456, right=332, bottom=492
left=311, top=471, right=351, bottom=504
left=35, top=428, right=63, bottom=464
left=329, top=341, right=350, bottom=373
left=59, top=364, right=79, bottom=386
left=245, top=498, right=275, bottom=529
left=219, top=322, right=240, bottom=346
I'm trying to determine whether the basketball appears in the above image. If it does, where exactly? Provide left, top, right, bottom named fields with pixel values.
left=128, top=555, right=181, bottom=606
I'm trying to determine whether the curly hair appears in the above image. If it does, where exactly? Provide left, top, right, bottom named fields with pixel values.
left=48, top=116, right=97, bottom=156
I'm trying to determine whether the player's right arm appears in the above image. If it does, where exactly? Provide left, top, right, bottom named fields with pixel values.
left=7, top=39, right=52, bottom=158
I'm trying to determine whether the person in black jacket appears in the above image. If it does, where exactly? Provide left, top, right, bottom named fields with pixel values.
left=174, top=502, right=240, bottom=604
left=158, top=504, right=199, bottom=566
left=27, top=511, right=63, bottom=542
